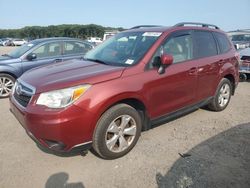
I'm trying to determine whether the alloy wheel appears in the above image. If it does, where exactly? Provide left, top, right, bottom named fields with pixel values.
left=105, top=115, right=137, bottom=153
left=0, top=76, right=14, bottom=97
left=218, top=83, right=230, bottom=107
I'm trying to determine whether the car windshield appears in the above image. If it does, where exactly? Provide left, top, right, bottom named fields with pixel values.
left=8, top=43, right=35, bottom=58
left=231, top=34, right=250, bottom=42
left=84, top=31, right=162, bottom=66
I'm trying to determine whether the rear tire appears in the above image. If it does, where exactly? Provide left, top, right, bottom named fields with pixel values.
left=239, top=73, right=247, bottom=82
left=93, top=104, right=142, bottom=159
left=0, top=73, right=15, bottom=98
left=208, top=78, right=232, bottom=111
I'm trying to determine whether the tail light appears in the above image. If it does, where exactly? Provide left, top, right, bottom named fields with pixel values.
left=235, top=52, right=240, bottom=68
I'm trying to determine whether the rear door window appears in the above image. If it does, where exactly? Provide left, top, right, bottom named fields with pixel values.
left=193, top=31, right=217, bottom=59
left=213, top=32, right=231, bottom=54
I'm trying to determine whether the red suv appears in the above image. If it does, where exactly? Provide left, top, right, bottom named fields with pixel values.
left=10, top=22, right=239, bottom=159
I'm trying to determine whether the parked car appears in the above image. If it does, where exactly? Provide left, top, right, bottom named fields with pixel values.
left=103, top=31, right=119, bottom=41
left=228, top=31, right=250, bottom=50
left=239, top=47, right=250, bottom=81
left=86, top=37, right=103, bottom=45
left=11, top=39, right=27, bottom=46
left=0, top=38, right=12, bottom=46
left=10, top=22, right=239, bottom=159
left=0, top=37, right=94, bottom=98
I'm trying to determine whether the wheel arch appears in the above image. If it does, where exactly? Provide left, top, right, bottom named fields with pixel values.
left=0, top=71, right=18, bottom=80
left=95, top=96, right=150, bottom=132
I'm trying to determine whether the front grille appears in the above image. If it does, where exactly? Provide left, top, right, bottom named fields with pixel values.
left=13, top=81, right=35, bottom=107
left=14, top=92, right=31, bottom=107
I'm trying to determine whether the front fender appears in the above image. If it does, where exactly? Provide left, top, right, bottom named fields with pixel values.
left=0, top=61, right=23, bottom=78
left=75, top=78, right=149, bottom=135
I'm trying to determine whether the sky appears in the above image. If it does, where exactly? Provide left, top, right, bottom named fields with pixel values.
left=0, top=0, right=249, bottom=31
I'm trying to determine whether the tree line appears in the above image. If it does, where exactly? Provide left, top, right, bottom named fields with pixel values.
left=0, top=24, right=124, bottom=40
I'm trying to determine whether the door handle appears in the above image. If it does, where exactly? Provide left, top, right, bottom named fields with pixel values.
left=188, top=67, right=197, bottom=75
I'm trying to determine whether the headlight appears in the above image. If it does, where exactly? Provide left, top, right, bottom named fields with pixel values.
left=11, top=82, right=17, bottom=95
left=36, top=85, right=91, bottom=108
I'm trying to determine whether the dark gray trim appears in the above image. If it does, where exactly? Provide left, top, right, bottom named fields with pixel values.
left=150, top=97, right=213, bottom=127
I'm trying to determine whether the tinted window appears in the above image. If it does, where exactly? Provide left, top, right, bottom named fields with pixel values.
left=214, top=32, right=231, bottom=54
left=32, top=42, right=61, bottom=59
left=194, top=31, right=217, bottom=58
left=64, top=41, right=93, bottom=55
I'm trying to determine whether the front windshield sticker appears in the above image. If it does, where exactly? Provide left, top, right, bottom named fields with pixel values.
left=142, top=32, right=162, bottom=37
left=125, top=59, right=134, bottom=65
left=27, top=44, right=34, bottom=47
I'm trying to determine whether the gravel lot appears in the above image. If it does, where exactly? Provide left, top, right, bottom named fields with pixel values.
left=0, top=46, right=250, bottom=188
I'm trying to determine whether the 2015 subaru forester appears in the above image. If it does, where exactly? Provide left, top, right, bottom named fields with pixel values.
left=10, top=22, right=239, bottom=159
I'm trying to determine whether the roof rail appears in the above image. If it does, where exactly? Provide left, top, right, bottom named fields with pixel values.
left=130, top=25, right=162, bottom=29
left=174, top=22, right=220, bottom=29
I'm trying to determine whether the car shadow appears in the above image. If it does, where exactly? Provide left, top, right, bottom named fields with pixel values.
left=156, top=123, right=250, bottom=188
left=45, top=172, right=84, bottom=188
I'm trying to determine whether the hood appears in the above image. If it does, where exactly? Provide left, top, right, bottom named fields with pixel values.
left=0, top=55, right=15, bottom=61
left=20, top=59, right=125, bottom=93
left=0, top=55, right=21, bottom=64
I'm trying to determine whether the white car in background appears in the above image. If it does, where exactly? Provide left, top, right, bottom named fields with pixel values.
left=239, top=47, right=250, bottom=81
left=11, top=39, right=27, bottom=46
left=86, top=37, right=102, bottom=45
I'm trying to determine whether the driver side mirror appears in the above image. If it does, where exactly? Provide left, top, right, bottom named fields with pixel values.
left=161, top=54, right=173, bottom=66
left=153, top=54, right=173, bottom=74
left=26, top=53, right=37, bottom=61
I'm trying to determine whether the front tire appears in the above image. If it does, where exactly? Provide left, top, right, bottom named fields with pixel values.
left=93, top=104, right=142, bottom=159
left=0, top=73, right=15, bottom=98
left=208, top=78, right=232, bottom=111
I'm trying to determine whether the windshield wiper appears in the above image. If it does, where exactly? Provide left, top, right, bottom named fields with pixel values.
left=85, top=58, right=108, bottom=65
left=2, top=54, right=12, bottom=57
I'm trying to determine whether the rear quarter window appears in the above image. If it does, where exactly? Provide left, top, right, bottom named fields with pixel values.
left=214, top=32, right=231, bottom=54
left=193, top=31, right=217, bottom=59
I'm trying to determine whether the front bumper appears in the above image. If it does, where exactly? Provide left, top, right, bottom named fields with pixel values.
left=9, top=95, right=95, bottom=152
